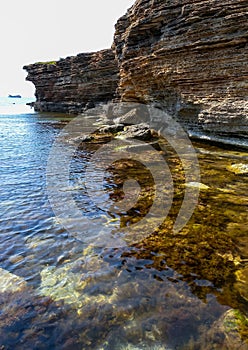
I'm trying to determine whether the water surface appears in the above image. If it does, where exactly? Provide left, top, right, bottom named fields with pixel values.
left=0, top=98, right=247, bottom=349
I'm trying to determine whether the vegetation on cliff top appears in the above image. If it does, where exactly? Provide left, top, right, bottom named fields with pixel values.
left=35, top=61, right=57, bottom=65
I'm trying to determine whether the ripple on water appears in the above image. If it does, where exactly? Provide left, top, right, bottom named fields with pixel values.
left=0, top=113, right=248, bottom=348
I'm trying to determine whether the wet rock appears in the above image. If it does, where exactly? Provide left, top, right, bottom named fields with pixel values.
left=67, top=134, right=93, bottom=144
left=99, top=124, right=125, bottom=134
left=114, top=107, right=150, bottom=126
left=117, top=123, right=153, bottom=141
left=205, top=309, right=248, bottom=350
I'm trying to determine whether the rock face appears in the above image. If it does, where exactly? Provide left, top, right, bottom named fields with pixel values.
left=24, top=49, right=119, bottom=114
left=24, top=0, right=248, bottom=144
left=114, top=0, right=248, bottom=143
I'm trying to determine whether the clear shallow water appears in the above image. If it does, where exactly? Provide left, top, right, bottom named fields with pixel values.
left=0, top=98, right=248, bottom=349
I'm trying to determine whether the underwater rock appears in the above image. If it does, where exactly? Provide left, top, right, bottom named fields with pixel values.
left=185, top=182, right=210, bottom=190
left=226, top=163, right=248, bottom=175
left=186, top=308, right=248, bottom=349
left=206, top=309, right=248, bottom=349
left=9, top=254, right=25, bottom=264
left=0, top=268, right=26, bottom=293
left=235, top=267, right=248, bottom=302
left=37, top=255, right=116, bottom=311
left=38, top=265, right=83, bottom=308
left=25, top=235, right=56, bottom=250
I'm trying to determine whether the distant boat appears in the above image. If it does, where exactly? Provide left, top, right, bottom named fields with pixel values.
left=8, top=94, right=22, bottom=98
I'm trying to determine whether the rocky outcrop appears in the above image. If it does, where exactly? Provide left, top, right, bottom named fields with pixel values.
left=24, top=0, right=248, bottom=144
left=24, top=49, right=119, bottom=114
left=114, top=0, right=248, bottom=144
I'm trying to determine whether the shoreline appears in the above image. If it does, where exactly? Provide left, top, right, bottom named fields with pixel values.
left=23, top=0, right=248, bottom=147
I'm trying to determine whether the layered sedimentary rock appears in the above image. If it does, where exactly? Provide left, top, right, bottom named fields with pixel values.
left=114, top=0, right=248, bottom=143
left=24, top=49, right=119, bottom=114
left=24, top=0, right=248, bottom=143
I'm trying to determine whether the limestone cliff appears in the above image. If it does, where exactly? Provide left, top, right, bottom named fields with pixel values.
left=114, top=0, right=248, bottom=143
left=24, top=0, right=248, bottom=143
left=24, top=49, right=119, bottom=114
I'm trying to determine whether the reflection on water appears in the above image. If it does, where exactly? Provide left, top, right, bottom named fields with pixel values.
left=0, top=108, right=248, bottom=349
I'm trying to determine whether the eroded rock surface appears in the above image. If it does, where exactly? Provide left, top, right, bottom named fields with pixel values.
left=114, top=0, right=248, bottom=142
left=24, top=0, right=248, bottom=144
left=24, top=49, right=119, bottom=114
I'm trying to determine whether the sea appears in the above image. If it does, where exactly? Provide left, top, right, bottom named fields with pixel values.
left=0, top=96, right=247, bottom=349
left=0, top=96, right=35, bottom=115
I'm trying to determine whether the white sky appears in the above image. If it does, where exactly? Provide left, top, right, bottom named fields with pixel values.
left=0, top=0, right=134, bottom=97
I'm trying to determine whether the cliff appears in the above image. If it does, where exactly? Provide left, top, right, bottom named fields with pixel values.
left=114, top=0, right=248, bottom=143
left=24, top=49, right=119, bottom=114
left=24, top=0, right=248, bottom=143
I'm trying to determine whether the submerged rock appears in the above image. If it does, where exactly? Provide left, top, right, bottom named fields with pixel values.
left=185, top=182, right=210, bottom=190
left=38, top=265, right=83, bottom=308
left=0, top=267, right=26, bottom=293
left=235, top=267, right=248, bottom=302
left=226, top=163, right=248, bottom=175
left=37, top=255, right=116, bottom=311
left=206, top=309, right=248, bottom=350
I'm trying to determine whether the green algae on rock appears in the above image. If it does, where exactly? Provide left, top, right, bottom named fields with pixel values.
left=214, top=309, right=248, bottom=349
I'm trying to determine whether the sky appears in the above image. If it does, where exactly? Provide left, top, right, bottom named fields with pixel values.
left=0, top=0, right=134, bottom=97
